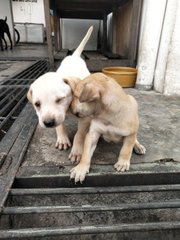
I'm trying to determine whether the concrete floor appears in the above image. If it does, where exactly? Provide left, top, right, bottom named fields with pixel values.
left=0, top=44, right=48, bottom=61
left=0, top=60, right=33, bottom=81
left=22, top=89, right=180, bottom=173
left=0, top=44, right=180, bottom=176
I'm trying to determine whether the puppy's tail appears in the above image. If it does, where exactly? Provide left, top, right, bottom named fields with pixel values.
left=72, top=26, right=93, bottom=57
left=5, top=16, right=7, bottom=22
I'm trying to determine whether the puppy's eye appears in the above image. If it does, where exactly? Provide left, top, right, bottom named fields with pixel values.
left=35, top=101, right=41, bottom=108
left=55, top=97, right=64, bottom=104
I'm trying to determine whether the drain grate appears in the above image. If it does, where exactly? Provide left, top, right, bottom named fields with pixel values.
left=1, top=182, right=180, bottom=239
left=0, top=60, right=49, bottom=141
left=0, top=60, right=49, bottom=223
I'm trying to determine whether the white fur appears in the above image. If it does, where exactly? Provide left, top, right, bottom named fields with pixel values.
left=27, top=26, right=93, bottom=150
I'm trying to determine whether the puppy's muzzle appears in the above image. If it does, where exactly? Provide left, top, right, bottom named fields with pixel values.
left=43, top=118, right=56, bottom=128
left=71, top=109, right=81, bottom=118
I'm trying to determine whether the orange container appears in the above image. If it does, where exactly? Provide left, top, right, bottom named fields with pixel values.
left=102, top=67, right=137, bottom=88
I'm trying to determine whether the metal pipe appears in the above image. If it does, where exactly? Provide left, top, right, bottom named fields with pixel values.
left=0, top=221, right=180, bottom=238
left=3, top=201, right=180, bottom=215
left=10, top=184, right=180, bottom=196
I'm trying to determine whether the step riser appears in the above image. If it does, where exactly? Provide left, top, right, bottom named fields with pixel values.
left=7, top=191, right=180, bottom=207
left=1, top=208, right=180, bottom=229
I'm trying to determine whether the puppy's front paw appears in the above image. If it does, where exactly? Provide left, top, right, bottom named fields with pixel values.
left=70, top=164, right=90, bottom=183
left=69, top=144, right=83, bottom=163
left=55, top=135, right=71, bottom=150
left=114, top=159, right=130, bottom=172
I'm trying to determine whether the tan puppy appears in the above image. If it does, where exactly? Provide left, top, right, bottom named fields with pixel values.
left=65, top=73, right=146, bottom=183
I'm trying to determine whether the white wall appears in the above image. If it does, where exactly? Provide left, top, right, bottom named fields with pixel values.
left=158, top=0, right=180, bottom=95
left=136, top=0, right=180, bottom=95
left=136, top=0, right=167, bottom=90
left=12, top=0, right=45, bottom=24
left=0, top=0, right=14, bottom=44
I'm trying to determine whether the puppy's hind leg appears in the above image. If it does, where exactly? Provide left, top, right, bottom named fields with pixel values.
left=133, top=139, right=146, bottom=155
left=55, top=124, right=71, bottom=150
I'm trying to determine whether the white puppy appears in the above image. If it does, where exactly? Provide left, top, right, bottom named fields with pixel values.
left=27, top=26, right=93, bottom=152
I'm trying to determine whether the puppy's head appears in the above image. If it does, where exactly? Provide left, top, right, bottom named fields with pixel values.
left=27, top=72, right=72, bottom=128
left=64, top=73, right=107, bottom=118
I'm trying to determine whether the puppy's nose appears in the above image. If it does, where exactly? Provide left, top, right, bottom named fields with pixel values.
left=75, top=112, right=83, bottom=118
left=70, top=108, right=79, bottom=117
left=43, top=119, right=55, bottom=128
left=75, top=112, right=80, bottom=118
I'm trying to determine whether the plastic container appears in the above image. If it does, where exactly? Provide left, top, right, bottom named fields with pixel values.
left=102, top=67, right=137, bottom=87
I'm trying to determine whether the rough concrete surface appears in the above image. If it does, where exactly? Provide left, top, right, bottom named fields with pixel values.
left=22, top=89, right=180, bottom=170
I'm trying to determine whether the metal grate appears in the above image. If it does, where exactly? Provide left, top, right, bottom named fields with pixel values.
left=0, top=60, right=49, bottom=232
left=0, top=60, right=49, bottom=141
left=1, top=182, right=180, bottom=239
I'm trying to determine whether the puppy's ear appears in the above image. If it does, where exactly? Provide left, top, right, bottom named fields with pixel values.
left=27, top=87, right=32, bottom=103
left=79, top=83, right=100, bottom=103
left=63, top=77, right=80, bottom=92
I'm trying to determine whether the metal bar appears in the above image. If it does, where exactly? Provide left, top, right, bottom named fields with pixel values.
left=0, top=88, right=19, bottom=107
left=0, top=104, right=37, bottom=155
left=1, top=60, right=49, bottom=84
left=2, top=78, right=33, bottom=81
left=13, top=172, right=180, bottom=188
left=16, top=61, right=45, bottom=79
left=0, top=88, right=11, bottom=98
left=0, top=61, right=37, bottom=84
left=0, top=94, right=27, bottom=129
left=1, top=79, right=19, bottom=85
left=0, top=221, right=180, bottom=238
left=10, top=184, right=180, bottom=196
left=1, top=60, right=49, bottom=85
left=3, top=201, right=180, bottom=215
left=1, top=80, right=35, bottom=86
left=11, top=60, right=47, bottom=79
left=0, top=88, right=26, bottom=116
left=0, top=104, right=38, bottom=210
left=0, top=85, right=30, bottom=88
left=27, top=61, right=49, bottom=79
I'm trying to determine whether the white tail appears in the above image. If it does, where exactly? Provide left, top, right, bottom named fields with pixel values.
left=72, top=26, right=93, bottom=57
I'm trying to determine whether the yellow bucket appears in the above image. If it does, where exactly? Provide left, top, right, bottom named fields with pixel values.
left=102, top=67, right=137, bottom=87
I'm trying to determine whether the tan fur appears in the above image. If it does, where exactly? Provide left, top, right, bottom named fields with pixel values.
left=66, top=73, right=146, bottom=183
left=27, top=88, right=32, bottom=103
